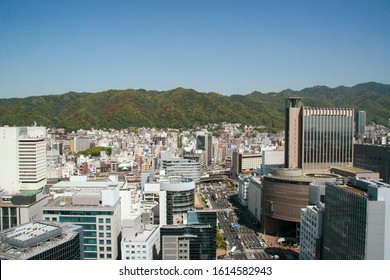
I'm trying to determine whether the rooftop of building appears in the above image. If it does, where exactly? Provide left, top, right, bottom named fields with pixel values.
left=332, top=166, right=374, bottom=173
left=44, top=192, right=117, bottom=208
left=324, top=178, right=390, bottom=201
left=0, top=221, right=82, bottom=260
left=19, top=189, right=42, bottom=195
left=330, top=166, right=381, bottom=179
left=51, top=180, right=121, bottom=189
left=161, top=224, right=213, bottom=229
left=123, top=224, right=159, bottom=243
left=336, top=184, right=368, bottom=197
left=265, top=168, right=340, bottom=182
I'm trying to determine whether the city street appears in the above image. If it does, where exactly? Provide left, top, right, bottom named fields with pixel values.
left=202, top=182, right=273, bottom=260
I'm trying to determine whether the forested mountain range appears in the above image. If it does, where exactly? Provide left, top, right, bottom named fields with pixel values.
left=0, top=82, right=389, bottom=131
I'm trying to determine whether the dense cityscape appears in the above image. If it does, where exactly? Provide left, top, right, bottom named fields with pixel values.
left=0, top=96, right=389, bottom=260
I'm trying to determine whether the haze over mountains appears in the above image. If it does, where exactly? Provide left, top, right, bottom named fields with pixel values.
left=0, top=82, right=389, bottom=131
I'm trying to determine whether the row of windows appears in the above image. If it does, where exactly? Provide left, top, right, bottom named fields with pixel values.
left=126, top=256, right=147, bottom=260
left=59, top=217, right=96, bottom=223
left=98, top=218, right=111, bottom=223
left=125, top=244, right=147, bottom=248
left=82, top=231, right=112, bottom=238
left=126, top=250, right=147, bottom=254
left=84, top=246, right=112, bottom=252
left=43, top=210, right=113, bottom=216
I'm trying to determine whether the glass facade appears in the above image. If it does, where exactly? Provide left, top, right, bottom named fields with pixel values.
left=27, top=234, right=82, bottom=260
left=322, top=183, right=367, bottom=260
left=166, top=189, right=195, bottom=224
left=354, top=144, right=390, bottom=184
left=302, top=107, right=354, bottom=171
left=161, top=226, right=216, bottom=260
left=43, top=208, right=118, bottom=260
left=355, top=111, right=366, bottom=139
left=0, top=207, right=18, bottom=231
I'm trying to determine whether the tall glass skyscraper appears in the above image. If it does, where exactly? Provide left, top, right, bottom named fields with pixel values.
left=355, top=111, right=366, bottom=140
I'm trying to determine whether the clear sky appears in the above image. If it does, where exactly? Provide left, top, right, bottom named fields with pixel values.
left=1, top=0, right=389, bottom=98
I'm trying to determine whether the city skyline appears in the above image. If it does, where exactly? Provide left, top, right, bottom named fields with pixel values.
left=1, top=0, right=390, bottom=98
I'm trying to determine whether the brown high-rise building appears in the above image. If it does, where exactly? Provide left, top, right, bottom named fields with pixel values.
left=285, top=97, right=354, bottom=172
left=285, top=97, right=303, bottom=169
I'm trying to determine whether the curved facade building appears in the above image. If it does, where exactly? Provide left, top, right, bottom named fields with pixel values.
left=262, top=168, right=338, bottom=239
left=161, top=177, right=195, bottom=225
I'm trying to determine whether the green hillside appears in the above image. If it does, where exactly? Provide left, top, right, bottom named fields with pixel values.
left=0, top=82, right=389, bottom=131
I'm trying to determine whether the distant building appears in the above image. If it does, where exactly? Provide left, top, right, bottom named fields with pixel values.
left=70, top=137, right=91, bottom=153
left=322, top=180, right=390, bottom=259
left=42, top=177, right=122, bottom=260
left=354, top=144, right=390, bottom=184
left=231, top=151, right=262, bottom=177
left=196, top=133, right=213, bottom=167
left=261, top=150, right=284, bottom=176
left=0, top=126, right=47, bottom=193
left=285, top=97, right=354, bottom=171
left=355, top=111, right=366, bottom=140
left=0, top=221, right=83, bottom=260
left=160, top=151, right=201, bottom=183
left=160, top=211, right=216, bottom=260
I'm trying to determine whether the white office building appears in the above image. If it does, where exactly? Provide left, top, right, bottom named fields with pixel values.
left=121, top=213, right=160, bottom=260
left=160, top=151, right=201, bottom=183
left=248, top=176, right=263, bottom=225
left=0, top=126, right=47, bottom=193
left=238, top=175, right=250, bottom=207
left=300, top=204, right=324, bottom=260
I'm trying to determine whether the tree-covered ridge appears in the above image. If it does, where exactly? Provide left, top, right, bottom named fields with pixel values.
left=0, top=82, right=389, bottom=131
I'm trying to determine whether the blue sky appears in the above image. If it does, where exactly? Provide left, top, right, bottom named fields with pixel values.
left=0, top=0, right=389, bottom=98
